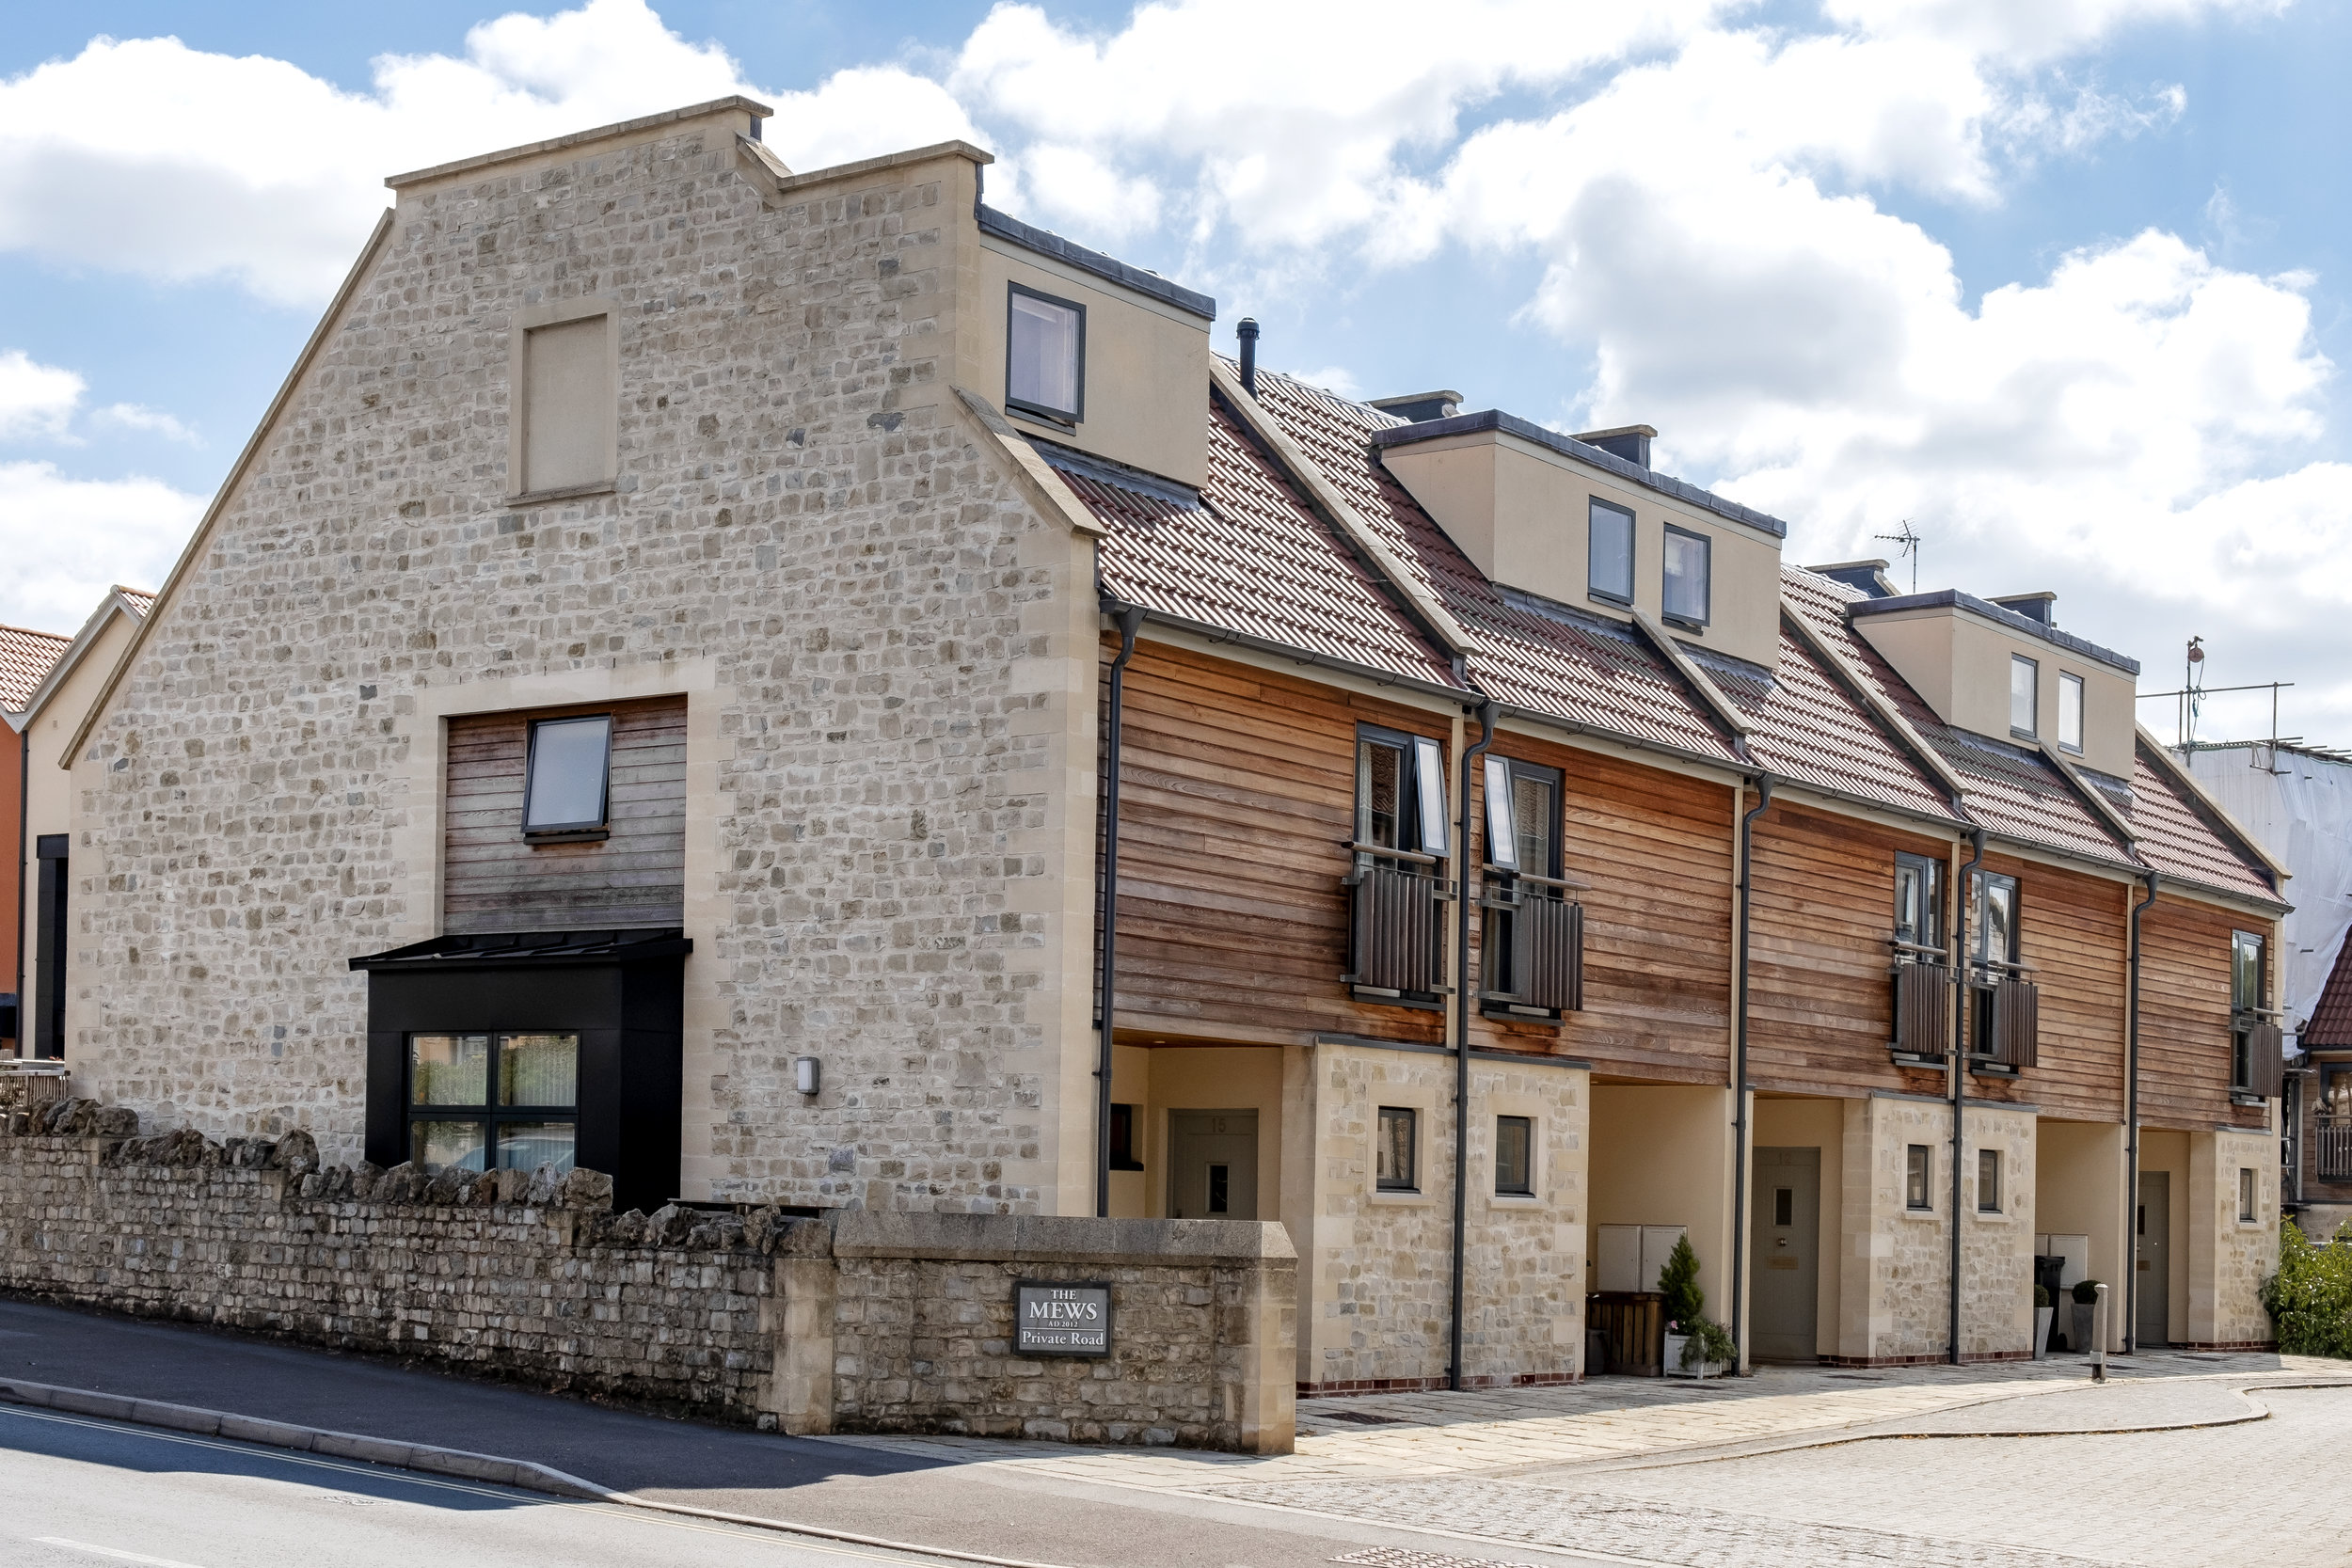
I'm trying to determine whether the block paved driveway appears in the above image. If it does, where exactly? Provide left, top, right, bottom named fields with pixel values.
left=833, top=1354, right=2352, bottom=1568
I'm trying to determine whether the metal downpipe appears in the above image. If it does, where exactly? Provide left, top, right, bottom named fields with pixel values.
left=2124, top=870, right=2158, bottom=1354
left=1729, top=774, right=1773, bottom=1371
left=1094, top=604, right=1145, bottom=1219
left=1449, top=699, right=1500, bottom=1391
left=1949, top=827, right=1986, bottom=1365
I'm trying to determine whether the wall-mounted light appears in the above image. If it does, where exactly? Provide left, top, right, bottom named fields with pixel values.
left=795, top=1056, right=820, bottom=1096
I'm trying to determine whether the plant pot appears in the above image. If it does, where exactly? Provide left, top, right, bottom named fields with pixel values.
left=2033, top=1306, right=2054, bottom=1359
left=2070, top=1301, right=2096, bottom=1354
left=1662, top=1332, right=1725, bottom=1379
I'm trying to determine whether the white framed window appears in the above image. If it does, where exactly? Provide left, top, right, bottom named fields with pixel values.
left=523, top=714, right=613, bottom=837
left=2010, top=654, right=2039, bottom=736
left=1588, top=499, right=1634, bottom=605
left=1006, top=284, right=1085, bottom=424
left=1662, top=525, right=1710, bottom=626
left=2058, top=672, right=2084, bottom=753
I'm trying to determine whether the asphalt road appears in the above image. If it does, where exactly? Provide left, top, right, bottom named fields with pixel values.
left=0, top=1402, right=952, bottom=1568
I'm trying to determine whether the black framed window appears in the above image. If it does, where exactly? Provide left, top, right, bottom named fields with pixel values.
left=1588, top=499, right=1633, bottom=605
left=1376, top=1105, right=1418, bottom=1191
left=2239, top=1166, right=2257, bottom=1222
left=524, top=714, right=612, bottom=837
left=407, top=1031, right=580, bottom=1173
left=1495, top=1115, right=1534, bottom=1196
left=1357, top=726, right=1450, bottom=859
left=2058, top=672, right=2085, bottom=753
left=1905, top=1144, right=1932, bottom=1210
left=2325, top=1066, right=2352, bottom=1117
left=1969, top=870, right=2019, bottom=968
left=1108, top=1102, right=1144, bottom=1171
left=1978, top=1148, right=2001, bottom=1212
left=2231, top=929, right=2265, bottom=1090
left=1006, top=284, right=1085, bottom=424
left=1483, top=755, right=1562, bottom=878
left=2010, top=655, right=2039, bottom=736
left=1661, top=524, right=1709, bottom=626
left=1894, top=851, right=1944, bottom=950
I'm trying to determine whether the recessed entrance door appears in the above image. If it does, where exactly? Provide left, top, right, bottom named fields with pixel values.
left=1749, top=1147, right=1820, bottom=1362
left=1168, top=1110, right=1258, bottom=1219
left=2137, top=1171, right=2171, bottom=1347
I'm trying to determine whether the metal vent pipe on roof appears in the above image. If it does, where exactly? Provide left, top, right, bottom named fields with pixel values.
left=1236, top=317, right=1260, bottom=397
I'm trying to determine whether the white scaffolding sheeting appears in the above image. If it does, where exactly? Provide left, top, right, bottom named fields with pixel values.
left=2184, top=744, right=2352, bottom=1042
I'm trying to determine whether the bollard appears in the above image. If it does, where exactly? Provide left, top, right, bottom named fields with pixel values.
left=2090, top=1283, right=2108, bottom=1384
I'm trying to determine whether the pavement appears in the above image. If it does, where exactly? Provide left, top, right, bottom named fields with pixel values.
left=4, top=1296, right=2349, bottom=1568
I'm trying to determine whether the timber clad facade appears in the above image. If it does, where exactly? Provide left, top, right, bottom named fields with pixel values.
left=8, top=100, right=2294, bottom=1402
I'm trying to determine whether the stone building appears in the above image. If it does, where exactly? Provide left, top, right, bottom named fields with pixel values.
left=20, top=98, right=2289, bottom=1388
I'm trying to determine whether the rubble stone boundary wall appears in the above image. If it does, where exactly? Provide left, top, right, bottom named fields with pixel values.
left=0, top=1101, right=1295, bottom=1453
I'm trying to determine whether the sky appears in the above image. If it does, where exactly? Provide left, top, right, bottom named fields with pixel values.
left=0, top=0, right=2344, bottom=747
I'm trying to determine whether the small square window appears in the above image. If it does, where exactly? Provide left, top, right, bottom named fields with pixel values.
left=1006, top=285, right=1084, bottom=424
left=1905, top=1144, right=1932, bottom=1211
left=1588, top=499, right=1633, bottom=605
left=1495, top=1116, right=1534, bottom=1196
left=2010, top=655, right=2039, bottom=736
left=1662, top=525, right=1710, bottom=626
left=524, top=715, right=613, bottom=836
left=1978, top=1148, right=2001, bottom=1212
left=1377, top=1106, right=1418, bottom=1191
left=2058, top=672, right=2084, bottom=753
left=1773, top=1186, right=1794, bottom=1227
left=2239, top=1166, right=2257, bottom=1223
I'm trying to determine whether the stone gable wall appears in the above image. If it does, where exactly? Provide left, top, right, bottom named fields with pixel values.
left=61, top=117, right=1097, bottom=1211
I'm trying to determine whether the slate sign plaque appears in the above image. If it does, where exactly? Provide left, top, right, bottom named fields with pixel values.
left=1014, top=1280, right=1112, bottom=1356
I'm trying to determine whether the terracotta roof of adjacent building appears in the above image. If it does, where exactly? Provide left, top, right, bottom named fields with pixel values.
left=0, top=622, right=72, bottom=714
left=2306, top=935, right=2352, bottom=1048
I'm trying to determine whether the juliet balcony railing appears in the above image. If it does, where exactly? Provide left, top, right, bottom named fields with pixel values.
left=1967, top=958, right=2039, bottom=1072
left=1480, top=867, right=1585, bottom=1018
left=1343, top=844, right=1454, bottom=1004
left=1888, top=940, right=1954, bottom=1064
left=2315, top=1114, right=2352, bottom=1183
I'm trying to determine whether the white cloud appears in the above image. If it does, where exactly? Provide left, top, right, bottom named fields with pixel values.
left=0, top=1, right=975, bottom=308
left=91, top=403, right=200, bottom=445
left=0, top=461, right=201, bottom=627
left=0, top=349, right=84, bottom=440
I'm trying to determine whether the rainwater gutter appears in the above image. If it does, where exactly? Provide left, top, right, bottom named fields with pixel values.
left=1094, top=601, right=1145, bottom=1218
left=1949, top=826, right=1986, bottom=1365
left=1449, top=698, right=1500, bottom=1391
left=1729, top=773, right=1774, bottom=1371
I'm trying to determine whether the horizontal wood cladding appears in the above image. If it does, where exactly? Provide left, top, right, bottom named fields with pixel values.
left=1983, top=851, right=2127, bottom=1117
left=1105, top=641, right=1450, bottom=1046
left=443, top=698, right=687, bottom=934
left=1467, top=733, right=1734, bottom=1084
left=2139, top=895, right=2270, bottom=1132
left=1744, top=805, right=1951, bottom=1100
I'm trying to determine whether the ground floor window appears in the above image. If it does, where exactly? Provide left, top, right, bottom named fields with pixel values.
left=1377, top=1106, right=1419, bottom=1191
left=1495, top=1115, right=1534, bottom=1195
left=407, top=1031, right=580, bottom=1173
left=2239, top=1166, right=2257, bottom=1222
left=1978, top=1148, right=2002, bottom=1212
left=1905, top=1144, right=1932, bottom=1210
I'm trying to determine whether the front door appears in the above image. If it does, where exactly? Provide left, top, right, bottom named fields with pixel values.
left=1749, top=1147, right=1820, bottom=1362
left=2137, top=1171, right=2170, bottom=1347
left=1168, top=1110, right=1258, bottom=1219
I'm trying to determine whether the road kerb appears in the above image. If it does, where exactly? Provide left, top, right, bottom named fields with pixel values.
left=0, top=1376, right=1076, bottom=1568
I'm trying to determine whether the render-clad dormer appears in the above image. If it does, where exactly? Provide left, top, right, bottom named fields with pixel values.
left=1371, top=413, right=1788, bottom=670
left=1843, top=588, right=2139, bottom=779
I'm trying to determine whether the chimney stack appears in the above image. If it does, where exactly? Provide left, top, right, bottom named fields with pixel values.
left=1236, top=317, right=1260, bottom=397
left=1570, top=424, right=1657, bottom=468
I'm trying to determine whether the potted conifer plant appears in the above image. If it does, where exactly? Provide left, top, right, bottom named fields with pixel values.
left=1657, top=1235, right=1734, bottom=1378
left=2033, top=1282, right=2054, bottom=1359
left=2071, top=1279, right=2101, bottom=1354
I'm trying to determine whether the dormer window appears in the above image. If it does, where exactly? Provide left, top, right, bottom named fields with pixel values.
left=2010, top=655, right=2038, bottom=736
left=1007, top=284, right=1084, bottom=425
left=524, top=714, right=613, bottom=839
left=1588, top=499, right=1633, bottom=605
left=2058, top=672, right=2084, bottom=753
left=1662, top=524, right=1709, bottom=627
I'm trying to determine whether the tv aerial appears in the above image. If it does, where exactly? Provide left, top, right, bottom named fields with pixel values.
left=1872, top=521, right=1923, bottom=593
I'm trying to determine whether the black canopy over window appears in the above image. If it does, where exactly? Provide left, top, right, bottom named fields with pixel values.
left=352, top=927, right=688, bottom=1212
